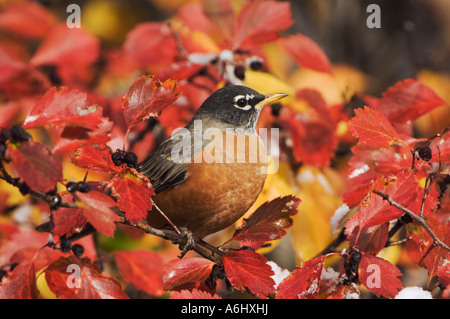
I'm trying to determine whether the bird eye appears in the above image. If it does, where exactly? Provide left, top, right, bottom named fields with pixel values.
left=236, top=98, right=247, bottom=108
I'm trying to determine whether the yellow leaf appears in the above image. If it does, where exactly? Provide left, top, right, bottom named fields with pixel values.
left=290, top=166, right=345, bottom=262
left=243, top=70, right=296, bottom=104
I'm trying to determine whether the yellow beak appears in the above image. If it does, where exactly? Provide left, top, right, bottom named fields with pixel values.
left=255, top=93, right=288, bottom=110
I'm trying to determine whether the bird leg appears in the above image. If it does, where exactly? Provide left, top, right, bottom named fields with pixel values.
left=176, top=226, right=196, bottom=258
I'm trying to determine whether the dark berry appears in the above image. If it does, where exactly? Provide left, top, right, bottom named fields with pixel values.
left=76, top=181, right=90, bottom=193
left=49, top=194, right=61, bottom=210
left=19, top=182, right=30, bottom=196
left=0, top=129, right=11, bottom=143
left=249, top=60, right=263, bottom=71
left=66, top=181, right=79, bottom=193
left=10, top=125, right=31, bottom=142
left=60, top=236, right=71, bottom=252
left=349, top=251, right=362, bottom=264
left=111, top=151, right=125, bottom=166
left=0, top=269, right=6, bottom=282
left=0, top=143, right=6, bottom=157
left=71, top=244, right=84, bottom=257
left=418, top=146, right=432, bottom=161
left=124, top=152, right=138, bottom=168
left=234, top=65, right=246, bottom=81
left=271, top=103, right=282, bottom=117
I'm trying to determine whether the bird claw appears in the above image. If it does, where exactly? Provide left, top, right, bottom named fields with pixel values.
left=177, top=227, right=195, bottom=258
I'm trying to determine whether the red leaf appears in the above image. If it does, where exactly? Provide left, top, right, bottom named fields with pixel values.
left=23, top=87, right=104, bottom=130
left=163, top=257, right=215, bottom=290
left=108, top=168, right=155, bottom=224
left=122, top=75, right=179, bottom=132
left=0, top=45, right=27, bottom=84
left=363, top=79, right=446, bottom=125
left=232, top=0, right=293, bottom=48
left=115, top=250, right=164, bottom=296
left=30, top=23, right=99, bottom=66
left=7, top=140, right=62, bottom=192
left=406, top=214, right=450, bottom=280
left=0, top=262, right=39, bottom=299
left=346, top=169, right=439, bottom=239
left=276, top=256, right=326, bottom=299
left=359, top=254, right=402, bottom=298
left=53, top=206, right=87, bottom=238
left=124, top=22, right=177, bottom=68
left=71, top=145, right=121, bottom=173
left=348, top=106, right=401, bottom=148
left=428, top=128, right=450, bottom=164
left=75, top=191, right=119, bottom=237
left=279, top=33, right=332, bottom=74
left=45, top=256, right=128, bottom=299
left=0, top=2, right=56, bottom=39
left=222, top=250, right=275, bottom=297
left=229, top=195, right=300, bottom=249
left=170, top=288, right=221, bottom=299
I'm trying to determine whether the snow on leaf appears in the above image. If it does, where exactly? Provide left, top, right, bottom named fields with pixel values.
left=276, top=255, right=326, bottom=299
left=23, top=86, right=104, bottom=130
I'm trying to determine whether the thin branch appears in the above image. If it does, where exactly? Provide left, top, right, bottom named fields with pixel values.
left=373, top=190, right=450, bottom=263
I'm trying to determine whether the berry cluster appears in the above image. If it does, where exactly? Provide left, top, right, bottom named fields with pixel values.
left=111, top=149, right=138, bottom=168
left=0, top=125, right=32, bottom=157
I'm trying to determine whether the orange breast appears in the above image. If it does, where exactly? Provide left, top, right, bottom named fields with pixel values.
left=148, top=131, right=268, bottom=238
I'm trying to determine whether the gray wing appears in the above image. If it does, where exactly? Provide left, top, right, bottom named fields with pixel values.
left=137, top=125, right=205, bottom=194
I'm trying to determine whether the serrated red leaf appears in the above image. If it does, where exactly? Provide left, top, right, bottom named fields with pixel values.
left=108, top=168, right=154, bottom=224
left=232, top=0, right=293, bottom=48
left=23, top=87, right=104, bottom=130
left=163, top=257, right=215, bottom=290
left=345, top=169, right=440, bottom=239
left=428, top=129, right=450, bottom=164
left=71, top=145, right=121, bottom=173
left=75, top=191, right=119, bottom=237
left=363, top=79, right=446, bottom=125
left=229, top=195, right=300, bottom=249
left=359, top=254, right=402, bottom=298
left=30, top=23, right=99, bottom=66
left=7, top=140, right=62, bottom=192
left=45, top=256, right=128, bottom=299
left=170, top=288, right=221, bottom=299
left=406, top=214, right=450, bottom=280
left=53, top=206, right=87, bottom=238
left=0, top=262, right=39, bottom=299
left=122, top=75, right=179, bottom=132
left=348, top=106, right=401, bottom=148
left=276, top=256, right=325, bottom=299
left=222, top=250, right=275, bottom=297
left=115, top=250, right=164, bottom=296
left=279, top=33, right=332, bottom=74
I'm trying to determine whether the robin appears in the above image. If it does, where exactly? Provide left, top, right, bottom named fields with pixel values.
left=137, top=85, right=287, bottom=240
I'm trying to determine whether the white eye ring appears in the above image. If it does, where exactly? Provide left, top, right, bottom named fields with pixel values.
left=234, top=95, right=252, bottom=110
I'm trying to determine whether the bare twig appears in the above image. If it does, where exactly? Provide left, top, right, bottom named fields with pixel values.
left=373, top=190, right=450, bottom=264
